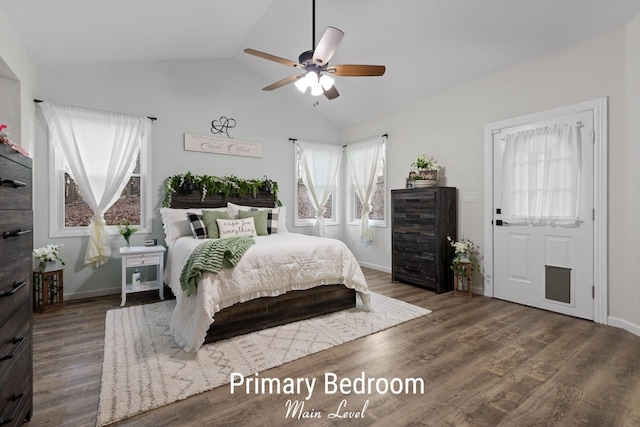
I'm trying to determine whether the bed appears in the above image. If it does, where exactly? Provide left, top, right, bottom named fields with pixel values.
left=162, top=188, right=370, bottom=351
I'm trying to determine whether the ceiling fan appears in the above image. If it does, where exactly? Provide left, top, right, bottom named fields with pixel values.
left=243, top=0, right=385, bottom=100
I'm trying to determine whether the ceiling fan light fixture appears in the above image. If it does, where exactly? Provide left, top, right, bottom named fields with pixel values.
left=319, top=73, right=335, bottom=90
left=304, top=71, right=319, bottom=86
left=244, top=0, right=385, bottom=100
left=311, top=83, right=324, bottom=97
left=295, top=77, right=308, bottom=93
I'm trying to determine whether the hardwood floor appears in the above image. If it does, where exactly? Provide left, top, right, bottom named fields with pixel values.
left=29, top=268, right=640, bottom=426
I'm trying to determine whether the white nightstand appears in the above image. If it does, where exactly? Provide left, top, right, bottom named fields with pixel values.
left=119, top=245, right=166, bottom=306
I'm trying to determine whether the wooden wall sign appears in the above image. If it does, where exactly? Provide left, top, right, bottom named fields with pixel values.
left=184, top=133, right=262, bottom=158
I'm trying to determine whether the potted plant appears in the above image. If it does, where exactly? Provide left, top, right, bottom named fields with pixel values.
left=118, top=220, right=138, bottom=247
left=33, top=244, right=65, bottom=272
left=409, top=154, right=440, bottom=187
left=447, top=236, right=481, bottom=276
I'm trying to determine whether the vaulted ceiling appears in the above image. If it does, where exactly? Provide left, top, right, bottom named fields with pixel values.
left=2, top=0, right=639, bottom=126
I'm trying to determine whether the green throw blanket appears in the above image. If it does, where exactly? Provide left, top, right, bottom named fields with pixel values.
left=180, top=236, right=255, bottom=297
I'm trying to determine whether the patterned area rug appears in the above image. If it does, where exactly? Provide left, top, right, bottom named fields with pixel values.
left=97, top=292, right=430, bottom=426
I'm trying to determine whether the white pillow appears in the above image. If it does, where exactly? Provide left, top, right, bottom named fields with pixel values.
left=160, top=207, right=228, bottom=245
left=216, top=217, right=257, bottom=238
left=227, top=202, right=288, bottom=233
left=277, top=206, right=288, bottom=233
left=226, top=202, right=247, bottom=218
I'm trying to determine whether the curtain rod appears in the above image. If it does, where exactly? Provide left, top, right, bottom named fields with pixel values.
left=290, top=133, right=387, bottom=144
left=33, top=99, right=157, bottom=121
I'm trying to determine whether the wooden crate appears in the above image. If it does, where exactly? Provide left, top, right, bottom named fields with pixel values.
left=33, top=268, right=64, bottom=312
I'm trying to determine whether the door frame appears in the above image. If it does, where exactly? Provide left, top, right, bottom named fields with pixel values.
left=483, top=97, right=608, bottom=324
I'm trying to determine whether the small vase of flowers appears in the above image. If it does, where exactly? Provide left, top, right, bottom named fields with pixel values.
left=118, top=220, right=138, bottom=247
left=33, top=244, right=65, bottom=272
left=447, top=236, right=481, bottom=276
left=409, top=154, right=440, bottom=187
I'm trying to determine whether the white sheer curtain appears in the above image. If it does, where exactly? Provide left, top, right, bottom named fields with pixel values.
left=346, top=136, right=385, bottom=245
left=501, top=123, right=580, bottom=225
left=40, top=102, right=151, bottom=267
left=296, top=141, right=343, bottom=236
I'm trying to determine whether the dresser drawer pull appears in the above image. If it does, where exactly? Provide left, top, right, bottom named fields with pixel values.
left=406, top=198, right=421, bottom=202
left=405, top=214, right=421, bottom=218
left=2, top=229, right=32, bottom=239
left=0, top=178, right=27, bottom=188
left=406, top=231, right=421, bottom=235
left=0, top=393, right=25, bottom=426
left=401, top=249, right=423, bottom=255
left=0, top=281, right=26, bottom=298
left=404, top=266, right=422, bottom=272
left=0, top=337, right=25, bottom=362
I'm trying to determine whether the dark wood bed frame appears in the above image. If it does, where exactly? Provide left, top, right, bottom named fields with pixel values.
left=169, top=187, right=357, bottom=344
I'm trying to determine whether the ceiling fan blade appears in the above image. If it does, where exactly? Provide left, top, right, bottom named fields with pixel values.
left=312, top=27, right=344, bottom=65
left=244, top=48, right=301, bottom=68
left=324, top=85, right=340, bottom=100
left=327, top=64, right=386, bottom=77
left=262, top=74, right=303, bottom=91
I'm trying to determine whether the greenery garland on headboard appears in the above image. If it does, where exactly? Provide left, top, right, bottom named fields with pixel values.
left=163, top=172, right=280, bottom=208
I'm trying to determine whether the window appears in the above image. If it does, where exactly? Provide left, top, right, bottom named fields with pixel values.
left=294, top=143, right=340, bottom=227
left=347, top=140, right=386, bottom=227
left=49, top=137, right=151, bottom=237
left=501, top=123, right=579, bottom=225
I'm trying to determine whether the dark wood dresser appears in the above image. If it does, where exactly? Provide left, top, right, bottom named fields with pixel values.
left=0, top=143, right=33, bottom=426
left=391, top=187, right=457, bottom=293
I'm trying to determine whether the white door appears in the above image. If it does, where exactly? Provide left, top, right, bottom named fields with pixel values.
left=492, top=111, right=594, bottom=320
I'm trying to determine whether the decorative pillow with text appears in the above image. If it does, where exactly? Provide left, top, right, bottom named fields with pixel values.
left=216, top=217, right=257, bottom=238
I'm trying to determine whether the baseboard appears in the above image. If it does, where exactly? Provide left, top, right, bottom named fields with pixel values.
left=64, top=287, right=121, bottom=301
left=65, top=285, right=173, bottom=301
left=358, top=261, right=391, bottom=274
left=608, top=316, right=640, bottom=338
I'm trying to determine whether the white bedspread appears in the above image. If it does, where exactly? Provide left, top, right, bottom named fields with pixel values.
left=165, top=233, right=370, bottom=351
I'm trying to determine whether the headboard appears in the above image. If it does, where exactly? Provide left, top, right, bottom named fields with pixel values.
left=169, top=189, right=277, bottom=209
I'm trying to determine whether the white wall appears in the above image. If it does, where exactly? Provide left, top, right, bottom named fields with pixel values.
left=33, top=59, right=342, bottom=298
left=344, top=28, right=630, bottom=323
left=0, top=75, right=20, bottom=140
left=612, top=12, right=640, bottom=333
left=0, top=7, right=36, bottom=154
